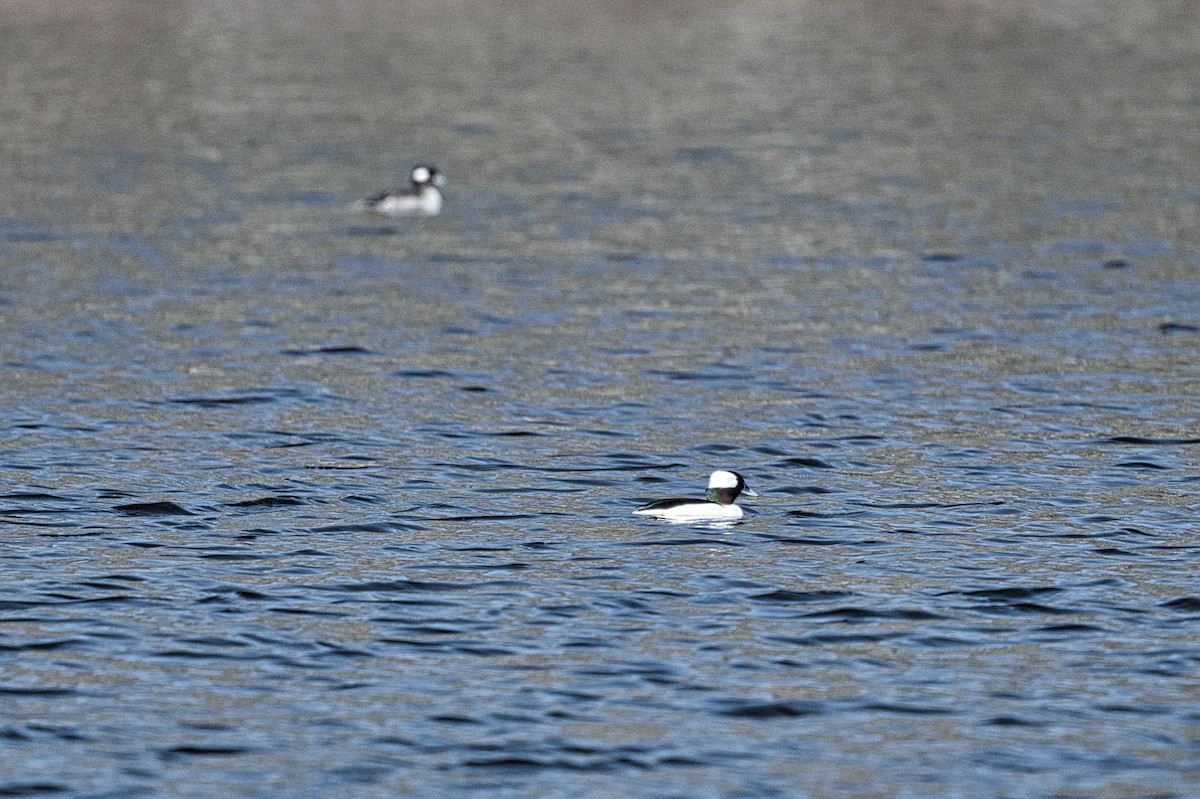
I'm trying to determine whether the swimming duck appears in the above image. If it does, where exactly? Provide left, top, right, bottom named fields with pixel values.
left=633, top=470, right=758, bottom=521
left=355, top=165, right=445, bottom=216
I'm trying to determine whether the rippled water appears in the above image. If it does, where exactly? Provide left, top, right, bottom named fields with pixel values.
left=3, top=1, right=1200, bottom=796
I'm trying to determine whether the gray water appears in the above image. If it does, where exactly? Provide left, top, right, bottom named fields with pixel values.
left=3, top=1, right=1200, bottom=797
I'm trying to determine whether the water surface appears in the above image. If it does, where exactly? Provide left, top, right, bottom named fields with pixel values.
left=2, top=1, right=1200, bottom=797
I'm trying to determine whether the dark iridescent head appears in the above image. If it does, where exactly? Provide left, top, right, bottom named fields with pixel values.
left=410, top=165, right=446, bottom=189
left=704, top=470, right=758, bottom=505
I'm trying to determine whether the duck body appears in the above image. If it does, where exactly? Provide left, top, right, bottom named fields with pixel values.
left=633, top=470, right=758, bottom=522
left=355, top=165, right=445, bottom=216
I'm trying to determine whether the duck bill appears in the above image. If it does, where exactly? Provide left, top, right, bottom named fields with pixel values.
left=742, top=487, right=759, bottom=497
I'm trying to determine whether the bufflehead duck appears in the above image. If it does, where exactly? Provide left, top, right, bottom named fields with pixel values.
left=633, top=470, right=759, bottom=522
left=355, top=165, right=445, bottom=216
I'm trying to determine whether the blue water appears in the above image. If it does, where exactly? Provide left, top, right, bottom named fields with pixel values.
left=3, top=1, right=1200, bottom=797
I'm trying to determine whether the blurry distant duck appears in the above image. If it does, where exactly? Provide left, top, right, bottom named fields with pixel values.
left=355, top=165, right=445, bottom=216
left=633, top=470, right=759, bottom=522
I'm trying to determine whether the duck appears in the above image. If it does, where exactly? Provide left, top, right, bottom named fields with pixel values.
left=632, top=470, right=758, bottom=521
left=354, top=165, right=445, bottom=216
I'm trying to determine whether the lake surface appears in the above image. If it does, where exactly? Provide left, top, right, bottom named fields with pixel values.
left=2, top=1, right=1200, bottom=796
